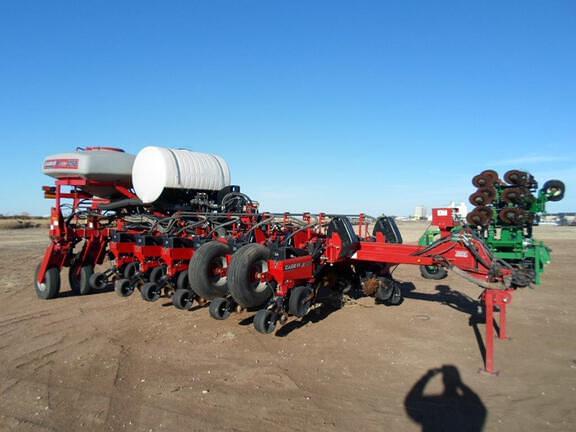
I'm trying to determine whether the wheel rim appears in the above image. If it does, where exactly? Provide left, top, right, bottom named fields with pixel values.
left=264, top=312, right=275, bottom=332
left=547, top=186, right=562, bottom=197
left=148, top=285, right=160, bottom=300
left=208, top=256, right=227, bottom=286
left=179, top=291, right=191, bottom=307
left=218, top=301, right=229, bottom=318
left=183, top=293, right=192, bottom=308
left=36, top=279, right=47, bottom=292
left=250, top=260, right=269, bottom=293
left=122, top=283, right=132, bottom=295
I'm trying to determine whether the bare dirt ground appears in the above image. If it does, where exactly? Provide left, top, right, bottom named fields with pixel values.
left=1, top=222, right=575, bottom=431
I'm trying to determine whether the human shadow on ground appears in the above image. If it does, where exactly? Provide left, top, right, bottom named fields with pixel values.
left=404, top=364, right=487, bottom=432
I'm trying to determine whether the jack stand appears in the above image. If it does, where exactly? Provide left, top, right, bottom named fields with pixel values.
left=482, top=289, right=514, bottom=375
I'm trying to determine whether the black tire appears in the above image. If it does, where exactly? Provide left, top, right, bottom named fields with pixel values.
left=68, top=265, right=81, bottom=294
left=172, top=288, right=195, bottom=310
left=69, top=265, right=93, bottom=295
left=123, top=262, right=138, bottom=279
left=141, top=282, right=161, bottom=302
left=228, top=243, right=273, bottom=308
left=288, top=286, right=314, bottom=317
left=115, top=278, right=134, bottom=297
left=380, top=284, right=403, bottom=306
left=149, top=265, right=166, bottom=284
left=188, top=241, right=231, bottom=300
left=419, top=265, right=448, bottom=280
left=34, top=264, right=61, bottom=299
left=253, top=309, right=276, bottom=334
left=79, top=266, right=93, bottom=295
left=541, top=180, right=565, bottom=202
left=208, top=297, right=232, bottom=320
left=176, top=271, right=189, bottom=291
left=89, top=272, right=107, bottom=291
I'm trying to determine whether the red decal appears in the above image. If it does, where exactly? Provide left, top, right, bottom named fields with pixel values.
left=44, top=159, right=79, bottom=169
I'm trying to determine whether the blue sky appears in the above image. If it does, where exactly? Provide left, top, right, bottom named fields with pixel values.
left=0, top=0, right=574, bottom=216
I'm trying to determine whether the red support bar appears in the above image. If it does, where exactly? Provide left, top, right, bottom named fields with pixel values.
left=499, top=301, right=508, bottom=340
left=482, top=289, right=514, bottom=374
left=485, top=290, right=495, bottom=374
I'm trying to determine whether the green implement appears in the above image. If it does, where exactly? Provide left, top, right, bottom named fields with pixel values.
left=418, top=170, right=565, bottom=286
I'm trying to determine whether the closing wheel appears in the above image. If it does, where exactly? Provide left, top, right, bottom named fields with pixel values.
left=34, top=264, right=61, bottom=299
left=149, top=265, right=166, bottom=284
left=228, top=243, right=273, bottom=308
left=288, top=286, right=314, bottom=317
left=141, top=282, right=161, bottom=302
left=68, top=265, right=80, bottom=294
left=253, top=309, right=277, bottom=334
left=69, top=265, right=93, bottom=295
left=172, top=288, right=195, bottom=310
left=419, top=265, right=448, bottom=280
left=123, top=262, right=139, bottom=279
left=114, top=278, right=134, bottom=297
left=89, top=272, right=108, bottom=291
left=208, top=297, right=232, bottom=320
left=79, top=266, right=93, bottom=295
left=188, top=241, right=231, bottom=300
left=176, top=271, right=189, bottom=291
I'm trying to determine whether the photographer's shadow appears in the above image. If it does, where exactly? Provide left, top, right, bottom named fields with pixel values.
left=404, top=365, right=486, bottom=432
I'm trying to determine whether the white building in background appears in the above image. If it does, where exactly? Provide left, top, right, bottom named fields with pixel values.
left=414, top=205, right=427, bottom=220
left=447, top=201, right=469, bottom=218
left=412, top=203, right=468, bottom=221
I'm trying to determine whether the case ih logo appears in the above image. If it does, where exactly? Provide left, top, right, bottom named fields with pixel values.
left=44, top=159, right=79, bottom=169
left=284, top=262, right=311, bottom=271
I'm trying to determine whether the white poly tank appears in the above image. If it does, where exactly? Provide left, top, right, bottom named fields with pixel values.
left=131, top=146, right=231, bottom=204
